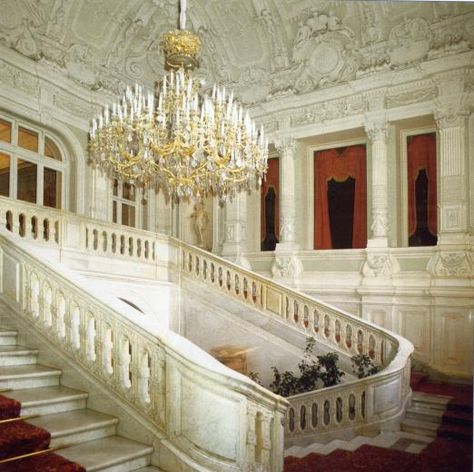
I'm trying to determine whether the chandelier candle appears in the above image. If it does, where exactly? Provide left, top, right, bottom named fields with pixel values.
left=89, top=0, right=268, bottom=201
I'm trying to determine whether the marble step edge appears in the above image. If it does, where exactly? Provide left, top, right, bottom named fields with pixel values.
left=59, top=436, right=154, bottom=472
left=285, top=431, right=434, bottom=458
left=29, top=409, right=119, bottom=441
left=0, top=345, right=39, bottom=356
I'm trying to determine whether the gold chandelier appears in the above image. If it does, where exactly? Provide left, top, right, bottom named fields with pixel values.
left=89, top=0, right=268, bottom=201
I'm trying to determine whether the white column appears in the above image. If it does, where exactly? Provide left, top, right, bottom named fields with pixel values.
left=221, top=192, right=251, bottom=268
left=365, top=119, right=390, bottom=248
left=277, top=138, right=298, bottom=249
left=434, top=96, right=469, bottom=245
left=271, top=138, right=303, bottom=282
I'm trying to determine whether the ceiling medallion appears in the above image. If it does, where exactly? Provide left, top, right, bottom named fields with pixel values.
left=89, top=0, right=268, bottom=202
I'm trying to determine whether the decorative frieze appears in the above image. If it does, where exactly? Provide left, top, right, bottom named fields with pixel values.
left=428, top=250, right=472, bottom=277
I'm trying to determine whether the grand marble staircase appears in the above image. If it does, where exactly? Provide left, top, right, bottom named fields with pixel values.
left=0, top=327, right=160, bottom=471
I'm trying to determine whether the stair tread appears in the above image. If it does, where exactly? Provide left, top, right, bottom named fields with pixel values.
left=412, top=392, right=452, bottom=406
left=59, top=436, right=153, bottom=470
left=28, top=408, right=118, bottom=437
left=403, top=418, right=439, bottom=431
left=0, top=329, right=18, bottom=336
left=5, top=385, right=88, bottom=406
left=0, top=345, right=38, bottom=355
left=0, top=364, right=61, bottom=379
left=407, top=405, right=444, bottom=419
left=135, top=468, right=163, bottom=471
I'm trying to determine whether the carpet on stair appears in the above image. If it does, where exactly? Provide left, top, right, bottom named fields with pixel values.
left=285, top=378, right=473, bottom=471
left=0, top=394, right=85, bottom=472
left=0, top=395, right=20, bottom=420
left=0, top=452, right=85, bottom=472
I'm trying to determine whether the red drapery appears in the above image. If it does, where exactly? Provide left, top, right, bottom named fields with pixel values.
left=314, top=145, right=367, bottom=249
left=261, top=157, right=280, bottom=244
left=407, top=133, right=437, bottom=237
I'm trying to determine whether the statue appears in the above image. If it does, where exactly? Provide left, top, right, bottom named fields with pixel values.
left=190, top=201, right=209, bottom=248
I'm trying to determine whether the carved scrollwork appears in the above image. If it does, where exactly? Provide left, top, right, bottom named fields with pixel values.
left=428, top=251, right=472, bottom=278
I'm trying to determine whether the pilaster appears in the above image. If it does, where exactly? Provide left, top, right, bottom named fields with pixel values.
left=221, top=192, right=251, bottom=269
left=434, top=93, right=469, bottom=245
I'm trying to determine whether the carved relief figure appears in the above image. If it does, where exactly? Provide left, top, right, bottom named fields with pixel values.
left=292, top=9, right=358, bottom=93
left=190, top=201, right=209, bottom=248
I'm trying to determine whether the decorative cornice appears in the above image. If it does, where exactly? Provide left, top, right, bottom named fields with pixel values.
left=434, top=94, right=469, bottom=129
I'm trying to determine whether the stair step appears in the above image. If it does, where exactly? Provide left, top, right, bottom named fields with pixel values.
left=59, top=436, right=153, bottom=472
left=135, top=468, right=163, bottom=472
left=401, top=418, right=439, bottom=438
left=0, top=345, right=39, bottom=365
left=8, top=385, right=88, bottom=416
left=0, top=364, right=61, bottom=389
left=406, top=405, right=444, bottom=424
left=411, top=392, right=452, bottom=410
left=29, top=409, right=118, bottom=447
left=0, top=329, right=18, bottom=346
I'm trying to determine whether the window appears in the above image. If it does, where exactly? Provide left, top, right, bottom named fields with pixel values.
left=0, top=115, right=66, bottom=209
left=112, top=179, right=137, bottom=227
left=261, top=157, right=279, bottom=251
left=407, top=133, right=437, bottom=246
left=314, top=145, right=367, bottom=249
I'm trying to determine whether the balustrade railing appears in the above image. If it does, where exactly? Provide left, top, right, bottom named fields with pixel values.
left=0, top=231, right=287, bottom=471
left=176, top=241, right=413, bottom=441
left=0, top=195, right=413, bottom=446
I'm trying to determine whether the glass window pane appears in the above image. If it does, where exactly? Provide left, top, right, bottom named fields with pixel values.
left=0, top=119, right=12, bottom=143
left=122, top=182, right=135, bottom=201
left=113, top=179, right=118, bottom=196
left=0, top=152, right=10, bottom=197
left=122, top=203, right=135, bottom=227
left=17, top=159, right=37, bottom=203
left=43, top=167, right=62, bottom=209
left=44, top=137, right=62, bottom=161
left=18, top=127, right=39, bottom=152
left=113, top=200, right=118, bottom=223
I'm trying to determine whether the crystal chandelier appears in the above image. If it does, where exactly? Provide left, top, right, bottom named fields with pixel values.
left=89, top=0, right=268, bottom=201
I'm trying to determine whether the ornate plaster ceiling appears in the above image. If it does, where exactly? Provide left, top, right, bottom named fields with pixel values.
left=0, top=0, right=473, bottom=104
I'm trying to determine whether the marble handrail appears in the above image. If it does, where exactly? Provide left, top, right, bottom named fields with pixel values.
left=174, top=240, right=414, bottom=439
left=0, top=230, right=288, bottom=471
left=0, top=195, right=413, bottom=442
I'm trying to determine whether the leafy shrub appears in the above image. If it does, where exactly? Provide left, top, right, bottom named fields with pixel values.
left=264, top=337, right=344, bottom=397
left=351, top=354, right=380, bottom=379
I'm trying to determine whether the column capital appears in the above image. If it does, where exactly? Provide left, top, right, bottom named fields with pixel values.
left=274, top=137, right=297, bottom=157
left=434, top=95, right=469, bottom=129
left=364, top=117, right=389, bottom=141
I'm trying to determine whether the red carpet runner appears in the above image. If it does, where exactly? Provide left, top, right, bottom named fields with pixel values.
left=285, top=379, right=473, bottom=472
left=0, top=394, right=85, bottom=472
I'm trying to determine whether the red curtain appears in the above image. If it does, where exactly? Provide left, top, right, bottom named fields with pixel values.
left=261, top=158, right=279, bottom=245
left=314, top=145, right=367, bottom=249
left=407, top=134, right=437, bottom=237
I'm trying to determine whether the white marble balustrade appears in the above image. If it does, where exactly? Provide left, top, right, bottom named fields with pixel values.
left=0, top=231, right=288, bottom=471
left=177, top=242, right=413, bottom=442
left=0, top=195, right=413, bottom=448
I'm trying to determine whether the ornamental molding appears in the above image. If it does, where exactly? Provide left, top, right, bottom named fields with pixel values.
left=364, top=119, right=389, bottom=141
left=361, top=251, right=400, bottom=278
left=434, top=94, right=469, bottom=129
left=428, top=250, right=473, bottom=278
left=385, top=81, right=438, bottom=109
left=271, top=253, right=303, bottom=279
